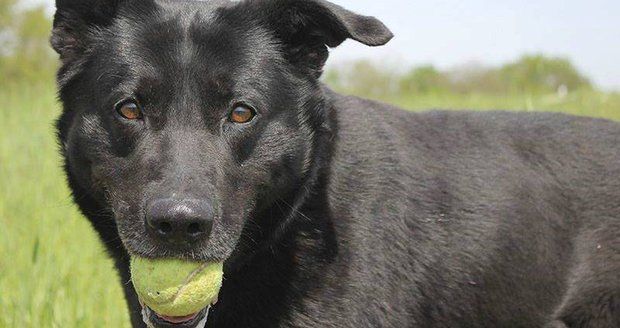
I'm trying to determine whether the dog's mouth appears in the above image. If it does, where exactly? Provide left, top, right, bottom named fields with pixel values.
left=141, top=305, right=211, bottom=328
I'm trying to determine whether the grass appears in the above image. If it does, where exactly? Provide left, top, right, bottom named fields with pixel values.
left=0, top=81, right=130, bottom=327
left=1, top=80, right=619, bottom=327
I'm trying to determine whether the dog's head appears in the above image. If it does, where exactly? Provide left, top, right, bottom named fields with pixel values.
left=52, top=0, right=390, bottom=323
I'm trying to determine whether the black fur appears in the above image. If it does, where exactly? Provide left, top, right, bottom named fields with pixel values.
left=51, top=0, right=619, bottom=327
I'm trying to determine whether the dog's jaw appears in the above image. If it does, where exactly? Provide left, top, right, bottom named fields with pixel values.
left=141, top=306, right=209, bottom=328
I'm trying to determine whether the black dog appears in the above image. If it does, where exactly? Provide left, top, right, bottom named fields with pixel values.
left=51, top=0, right=619, bottom=327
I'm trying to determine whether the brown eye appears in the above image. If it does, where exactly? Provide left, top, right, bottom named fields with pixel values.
left=116, top=101, right=142, bottom=120
left=230, top=105, right=256, bottom=124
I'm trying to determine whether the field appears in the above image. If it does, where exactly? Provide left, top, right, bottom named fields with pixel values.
left=1, top=79, right=619, bottom=327
left=0, top=81, right=129, bottom=327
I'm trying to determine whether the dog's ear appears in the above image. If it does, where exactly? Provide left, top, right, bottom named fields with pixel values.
left=51, top=0, right=125, bottom=61
left=252, top=0, right=393, bottom=77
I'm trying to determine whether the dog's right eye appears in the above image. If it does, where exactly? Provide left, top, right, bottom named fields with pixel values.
left=116, top=101, right=143, bottom=120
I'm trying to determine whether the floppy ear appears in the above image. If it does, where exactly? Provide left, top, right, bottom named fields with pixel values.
left=50, top=0, right=125, bottom=61
left=254, top=0, right=393, bottom=77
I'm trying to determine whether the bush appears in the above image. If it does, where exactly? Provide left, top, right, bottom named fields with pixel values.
left=498, top=55, right=591, bottom=94
left=399, top=65, right=450, bottom=94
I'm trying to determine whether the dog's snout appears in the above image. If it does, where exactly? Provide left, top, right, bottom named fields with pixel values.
left=146, top=198, right=213, bottom=245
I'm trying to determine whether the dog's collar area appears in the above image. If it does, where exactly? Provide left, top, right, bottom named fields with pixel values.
left=142, top=306, right=209, bottom=328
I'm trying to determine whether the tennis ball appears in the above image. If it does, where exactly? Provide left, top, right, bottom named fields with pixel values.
left=130, top=257, right=224, bottom=317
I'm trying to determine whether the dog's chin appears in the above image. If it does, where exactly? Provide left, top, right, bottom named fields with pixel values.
left=141, top=305, right=210, bottom=328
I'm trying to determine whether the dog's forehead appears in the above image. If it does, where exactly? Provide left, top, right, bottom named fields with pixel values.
left=115, top=0, right=243, bottom=50
left=105, top=0, right=276, bottom=87
left=153, top=0, right=236, bottom=20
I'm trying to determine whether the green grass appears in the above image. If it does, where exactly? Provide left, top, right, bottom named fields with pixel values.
left=0, top=81, right=130, bottom=327
left=1, top=80, right=619, bottom=327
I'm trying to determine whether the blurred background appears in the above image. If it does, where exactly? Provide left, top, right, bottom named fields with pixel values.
left=0, top=0, right=619, bottom=327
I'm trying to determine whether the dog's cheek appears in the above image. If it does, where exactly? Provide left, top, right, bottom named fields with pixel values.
left=105, top=172, right=152, bottom=253
left=63, top=114, right=113, bottom=195
left=245, top=127, right=309, bottom=197
left=81, top=147, right=150, bottom=236
left=66, top=128, right=151, bottom=253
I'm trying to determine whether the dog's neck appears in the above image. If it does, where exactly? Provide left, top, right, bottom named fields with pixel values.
left=206, top=89, right=339, bottom=327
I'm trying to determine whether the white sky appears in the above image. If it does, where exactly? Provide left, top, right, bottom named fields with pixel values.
left=35, top=0, right=620, bottom=90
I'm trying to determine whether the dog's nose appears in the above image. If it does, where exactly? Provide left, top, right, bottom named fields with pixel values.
left=146, top=198, right=214, bottom=245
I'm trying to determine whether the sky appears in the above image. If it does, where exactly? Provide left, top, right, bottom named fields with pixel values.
left=327, top=0, right=620, bottom=90
left=35, top=0, right=620, bottom=90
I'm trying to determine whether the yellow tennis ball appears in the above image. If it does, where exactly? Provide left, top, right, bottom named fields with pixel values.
left=130, top=257, right=224, bottom=317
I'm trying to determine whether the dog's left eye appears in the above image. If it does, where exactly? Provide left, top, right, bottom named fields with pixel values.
left=229, top=105, right=256, bottom=124
left=116, top=101, right=143, bottom=120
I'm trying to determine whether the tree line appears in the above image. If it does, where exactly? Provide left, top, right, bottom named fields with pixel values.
left=324, top=55, right=592, bottom=98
